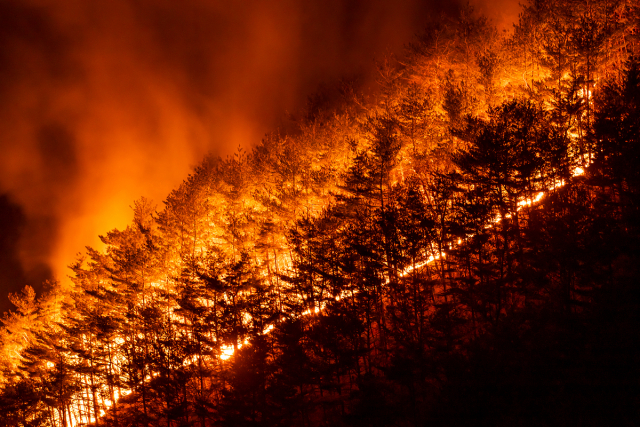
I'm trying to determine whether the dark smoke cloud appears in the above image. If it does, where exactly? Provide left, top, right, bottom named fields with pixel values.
left=0, top=0, right=520, bottom=313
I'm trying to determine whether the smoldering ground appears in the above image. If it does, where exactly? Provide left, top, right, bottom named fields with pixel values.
left=0, top=0, right=517, bottom=313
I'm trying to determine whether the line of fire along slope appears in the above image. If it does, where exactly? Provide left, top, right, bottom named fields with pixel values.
left=83, top=164, right=588, bottom=427
left=218, top=163, right=588, bottom=360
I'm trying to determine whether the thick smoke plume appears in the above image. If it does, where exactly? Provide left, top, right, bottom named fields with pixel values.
left=0, top=0, right=519, bottom=312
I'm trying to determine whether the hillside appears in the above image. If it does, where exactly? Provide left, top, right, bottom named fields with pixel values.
left=1, top=1, right=639, bottom=426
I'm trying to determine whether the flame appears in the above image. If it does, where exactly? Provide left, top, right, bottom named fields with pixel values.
left=577, top=88, right=593, bottom=100
left=220, top=345, right=236, bottom=361
left=74, top=149, right=593, bottom=426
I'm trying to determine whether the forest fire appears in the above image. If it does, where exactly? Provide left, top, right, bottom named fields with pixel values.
left=1, top=0, right=639, bottom=426
left=0, top=0, right=459, bottom=314
left=210, top=151, right=590, bottom=366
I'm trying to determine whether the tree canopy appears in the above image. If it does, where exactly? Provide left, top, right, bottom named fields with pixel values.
left=1, top=1, right=639, bottom=425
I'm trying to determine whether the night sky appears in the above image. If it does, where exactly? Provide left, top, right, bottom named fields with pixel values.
left=0, top=0, right=519, bottom=313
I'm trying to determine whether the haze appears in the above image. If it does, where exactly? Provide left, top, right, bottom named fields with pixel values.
left=0, top=0, right=517, bottom=312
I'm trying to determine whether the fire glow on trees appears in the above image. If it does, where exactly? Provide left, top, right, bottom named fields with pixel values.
left=1, top=0, right=639, bottom=426
left=51, top=143, right=593, bottom=425
left=218, top=156, right=588, bottom=362
left=0, top=0, right=462, bottom=314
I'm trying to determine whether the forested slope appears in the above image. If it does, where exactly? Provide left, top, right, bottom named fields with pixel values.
left=1, top=1, right=639, bottom=426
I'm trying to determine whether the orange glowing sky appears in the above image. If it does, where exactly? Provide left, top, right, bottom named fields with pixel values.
left=0, top=0, right=519, bottom=312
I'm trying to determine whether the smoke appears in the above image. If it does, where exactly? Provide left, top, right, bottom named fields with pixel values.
left=468, top=0, right=522, bottom=32
left=1, top=0, right=520, bottom=312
